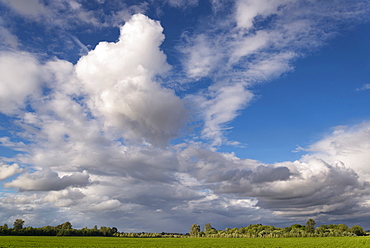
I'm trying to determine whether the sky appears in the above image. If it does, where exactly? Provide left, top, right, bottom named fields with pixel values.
left=0, top=0, right=370, bottom=233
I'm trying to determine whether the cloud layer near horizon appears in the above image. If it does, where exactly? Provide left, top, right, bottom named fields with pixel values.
left=0, top=0, right=370, bottom=232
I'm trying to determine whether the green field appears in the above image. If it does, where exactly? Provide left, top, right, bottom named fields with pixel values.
left=1, top=236, right=370, bottom=248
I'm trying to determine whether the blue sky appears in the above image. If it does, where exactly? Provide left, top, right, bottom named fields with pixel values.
left=227, top=22, right=370, bottom=163
left=1, top=0, right=370, bottom=232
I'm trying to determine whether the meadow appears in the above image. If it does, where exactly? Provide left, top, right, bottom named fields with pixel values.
left=1, top=236, right=370, bottom=248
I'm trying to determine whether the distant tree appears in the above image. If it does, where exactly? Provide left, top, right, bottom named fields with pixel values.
left=204, top=223, right=217, bottom=235
left=306, top=219, right=316, bottom=233
left=337, top=224, right=349, bottom=232
left=13, top=219, right=24, bottom=230
left=328, top=224, right=337, bottom=229
left=100, top=226, right=114, bottom=236
left=351, top=225, right=365, bottom=236
left=315, top=226, right=326, bottom=235
left=227, top=227, right=238, bottom=234
left=190, top=224, right=200, bottom=237
left=56, top=222, right=72, bottom=230
left=0, top=223, right=9, bottom=235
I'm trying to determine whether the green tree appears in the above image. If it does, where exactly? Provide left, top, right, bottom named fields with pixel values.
left=204, top=223, right=217, bottom=235
left=315, top=226, right=326, bottom=235
left=306, top=219, right=316, bottom=233
left=56, top=221, right=72, bottom=230
left=13, top=219, right=24, bottom=230
left=190, top=224, right=200, bottom=237
left=351, top=225, right=365, bottom=236
left=337, top=224, right=349, bottom=232
left=0, top=223, right=9, bottom=235
left=100, top=226, right=114, bottom=236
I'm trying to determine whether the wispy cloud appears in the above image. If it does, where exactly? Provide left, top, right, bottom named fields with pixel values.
left=0, top=20, right=19, bottom=49
left=165, top=0, right=199, bottom=8
left=356, top=83, right=370, bottom=91
left=177, top=0, right=370, bottom=147
left=1, top=0, right=49, bottom=19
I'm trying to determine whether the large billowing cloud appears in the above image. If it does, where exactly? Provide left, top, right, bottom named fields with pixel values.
left=76, top=14, right=187, bottom=146
left=0, top=13, right=193, bottom=230
left=0, top=1, right=370, bottom=232
left=176, top=138, right=370, bottom=226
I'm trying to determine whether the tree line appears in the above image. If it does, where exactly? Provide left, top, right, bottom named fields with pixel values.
left=189, top=219, right=366, bottom=238
left=0, top=219, right=117, bottom=236
left=0, top=218, right=367, bottom=238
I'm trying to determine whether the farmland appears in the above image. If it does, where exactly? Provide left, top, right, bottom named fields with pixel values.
left=1, top=236, right=370, bottom=247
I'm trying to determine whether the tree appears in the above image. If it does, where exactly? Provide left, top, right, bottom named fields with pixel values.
left=337, top=224, right=349, bottom=232
left=62, top=222, right=72, bottom=229
left=56, top=221, right=72, bottom=230
left=100, top=226, right=114, bottom=236
left=351, top=225, right=365, bottom=236
left=190, top=224, right=200, bottom=237
left=306, top=219, right=316, bottom=233
left=13, top=219, right=24, bottom=230
left=204, top=223, right=217, bottom=235
left=0, top=223, right=9, bottom=235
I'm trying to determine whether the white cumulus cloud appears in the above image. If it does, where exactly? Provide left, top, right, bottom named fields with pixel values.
left=76, top=14, right=187, bottom=146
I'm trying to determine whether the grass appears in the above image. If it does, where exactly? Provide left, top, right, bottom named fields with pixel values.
left=0, top=236, right=370, bottom=247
